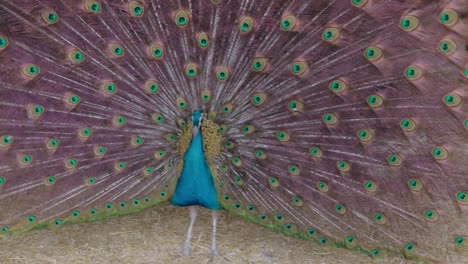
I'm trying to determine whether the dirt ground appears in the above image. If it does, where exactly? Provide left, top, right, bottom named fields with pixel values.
left=0, top=205, right=415, bottom=264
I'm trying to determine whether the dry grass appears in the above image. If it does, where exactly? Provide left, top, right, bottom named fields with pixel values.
left=0, top=205, right=417, bottom=264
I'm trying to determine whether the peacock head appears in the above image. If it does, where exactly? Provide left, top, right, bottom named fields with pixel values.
left=192, top=110, right=202, bottom=127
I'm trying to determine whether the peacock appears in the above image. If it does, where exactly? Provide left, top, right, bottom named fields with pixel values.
left=0, top=0, right=467, bottom=262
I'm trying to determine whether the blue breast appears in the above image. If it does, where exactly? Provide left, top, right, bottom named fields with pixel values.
left=170, top=129, right=222, bottom=210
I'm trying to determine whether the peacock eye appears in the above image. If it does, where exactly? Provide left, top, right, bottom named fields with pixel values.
left=364, top=46, right=383, bottom=62
left=254, top=149, right=267, bottom=160
left=374, top=213, right=387, bottom=224
left=424, top=209, right=438, bottom=221
left=18, top=154, right=33, bottom=165
left=443, top=93, right=461, bottom=107
left=131, top=136, right=144, bottom=147
left=337, top=160, right=350, bottom=172
left=144, top=80, right=159, bottom=94
left=432, top=146, right=448, bottom=160
left=197, top=32, right=210, bottom=48
left=357, top=128, right=373, bottom=143
left=231, top=156, right=242, bottom=167
left=129, top=1, right=144, bottom=17
left=65, top=94, right=81, bottom=109
left=438, top=39, right=457, bottom=55
left=288, top=100, right=303, bottom=112
left=280, top=15, right=297, bottom=31
left=113, top=115, right=127, bottom=127
left=65, top=158, right=78, bottom=169
left=439, top=9, right=458, bottom=27
left=399, top=16, right=420, bottom=31
left=152, top=113, right=164, bottom=124
left=309, top=147, right=323, bottom=158
left=200, top=90, right=211, bottom=103
left=176, top=97, right=188, bottom=110
left=329, top=79, right=348, bottom=94
left=408, top=179, right=423, bottom=191
left=27, top=104, right=44, bottom=119
left=68, top=49, right=85, bottom=65
left=404, top=65, right=423, bottom=80
left=317, top=181, right=329, bottom=192
left=400, top=118, right=416, bottom=132
left=252, top=57, right=268, bottom=72
left=251, top=92, right=267, bottom=106
left=276, top=131, right=290, bottom=142
left=0, top=135, right=13, bottom=148
left=221, top=103, right=233, bottom=114
left=0, top=36, right=9, bottom=51
left=387, top=154, right=402, bottom=167
left=288, top=164, right=301, bottom=176
left=78, top=127, right=93, bottom=140
left=216, top=66, right=230, bottom=81
left=22, top=64, right=40, bottom=78
left=364, top=180, right=377, bottom=192
left=322, top=113, right=338, bottom=125
left=291, top=61, right=307, bottom=76
left=149, top=43, right=164, bottom=59
left=351, top=0, right=368, bottom=7
left=334, top=203, right=347, bottom=214
left=457, top=191, right=467, bottom=204
left=240, top=125, right=255, bottom=135
left=109, top=43, right=124, bottom=58
left=367, top=94, right=383, bottom=108
left=292, top=196, right=303, bottom=206
left=101, top=81, right=117, bottom=96
left=175, top=10, right=190, bottom=27
left=185, top=63, right=198, bottom=78
left=154, top=150, right=166, bottom=160
left=239, top=16, right=254, bottom=34
left=84, top=0, right=101, bottom=13
left=41, top=10, right=59, bottom=24
left=322, top=27, right=340, bottom=42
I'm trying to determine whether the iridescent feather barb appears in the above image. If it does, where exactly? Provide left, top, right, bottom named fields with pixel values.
left=0, top=0, right=467, bottom=262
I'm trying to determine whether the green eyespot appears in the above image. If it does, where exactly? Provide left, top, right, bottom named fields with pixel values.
left=176, top=98, right=187, bottom=110
left=309, top=147, right=323, bottom=158
left=0, top=176, right=6, bottom=186
left=276, top=131, right=290, bottom=142
left=131, top=135, right=144, bottom=147
left=432, top=146, right=448, bottom=160
left=367, top=94, right=383, bottom=108
left=185, top=63, right=198, bottom=78
left=231, top=156, right=242, bottom=167
left=240, top=125, right=255, bottom=135
left=288, top=100, right=304, bottom=112
left=408, top=179, right=423, bottom=191
left=0, top=36, right=9, bottom=51
left=364, top=180, right=377, bottom=192
left=424, top=209, right=438, bottom=221
left=94, top=146, right=106, bottom=157
left=269, top=177, right=279, bottom=187
left=149, top=42, right=164, bottom=60
left=254, top=149, right=267, bottom=160
left=218, top=124, right=228, bottom=134
left=201, top=90, right=211, bottom=103
left=329, top=79, right=348, bottom=94
left=351, top=0, right=368, bottom=7
left=456, top=191, right=467, bottom=204
left=322, top=113, right=338, bottom=125
left=251, top=92, right=267, bottom=106
left=317, top=181, right=329, bottom=192
left=65, top=158, right=78, bottom=169
left=439, top=9, right=458, bottom=27
left=443, top=93, right=462, bottom=107
left=114, top=161, right=127, bottom=172
left=400, top=16, right=420, bottom=31
left=154, top=150, right=166, bottom=160
left=41, top=9, right=59, bottom=24
left=400, top=118, right=416, bottom=132
left=288, top=164, right=301, bottom=176
left=322, top=27, right=340, bottom=42
left=280, top=15, right=297, bottom=31
left=337, top=160, right=350, bottom=173
left=112, top=115, right=127, bottom=127
left=364, top=46, right=383, bottom=62
left=197, top=32, right=210, bottom=49
left=387, top=154, right=402, bottom=167
left=78, top=127, right=92, bottom=141
left=65, top=93, right=81, bottom=109
left=28, top=215, right=36, bottom=223
left=143, top=167, right=154, bottom=177
left=455, top=237, right=465, bottom=246
left=152, top=113, right=164, bottom=124
left=44, top=176, right=56, bottom=186
left=221, top=103, right=233, bottom=114
left=374, top=213, right=387, bottom=224
left=175, top=10, right=189, bottom=27
left=291, top=61, right=307, bottom=76
left=252, top=57, right=268, bottom=72
left=129, top=1, right=144, bottom=17
left=109, top=43, right=124, bottom=58
left=438, top=39, right=457, bottom=55
left=27, top=104, right=44, bottom=120
left=22, top=64, right=40, bottom=78
left=84, top=0, right=101, bottom=13
left=144, top=80, right=159, bottom=94
left=335, top=204, right=347, bottom=214
left=216, top=66, right=230, bottom=81
left=239, top=16, right=254, bottom=34
left=357, top=129, right=373, bottom=143
left=72, top=210, right=80, bottom=217
left=86, top=177, right=96, bottom=186
left=67, top=49, right=85, bottom=65
left=234, top=176, right=244, bottom=186
left=0, top=135, right=13, bottom=148
left=101, top=81, right=117, bottom=96
left=404, top=65, right=423, bottom=80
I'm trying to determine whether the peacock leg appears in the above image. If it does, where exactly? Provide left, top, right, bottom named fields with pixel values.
left=209, top=210, right=220, bottom=256
left=179, top=206, right=198, bottom=256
